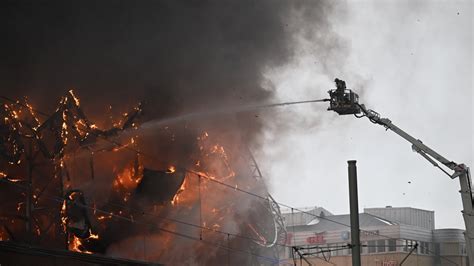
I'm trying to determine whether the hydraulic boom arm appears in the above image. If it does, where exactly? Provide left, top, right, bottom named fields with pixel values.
left=327, top=78, right=474, bottom=262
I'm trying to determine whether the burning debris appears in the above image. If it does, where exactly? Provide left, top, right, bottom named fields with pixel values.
left=136, top=168, right=186, bottom=204
left=0, top=92, right=286, bottom=265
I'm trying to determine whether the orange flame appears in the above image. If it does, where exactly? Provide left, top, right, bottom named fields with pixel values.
left=114, top=165, right=141, bottom=190
left=167, top=166, right=176, bottom=173
left=171, top=178, right=187, bottom=206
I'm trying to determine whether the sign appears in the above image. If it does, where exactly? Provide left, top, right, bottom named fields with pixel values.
left=306, top=233, right=325, bottom=244
left=342, top=230, right=380, bottom=241
left=361, top=230, right=379, bottom=238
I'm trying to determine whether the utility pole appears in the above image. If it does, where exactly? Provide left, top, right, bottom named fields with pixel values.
left=348, top=160, right=361, bottom=266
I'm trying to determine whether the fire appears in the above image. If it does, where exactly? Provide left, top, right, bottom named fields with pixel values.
left=0, top=230, right=9, bottom=242
left=0, top=171, right=22, bottom=183
left=97, top=214, right=113, bottom=221
left=66, top=226, right=100, bottom=254
left=68, top=90, right=81, bottom=106
left=114, top=164, right=142, bottom=190
left=69, top=235, right=92, bottom=254
left=0, top=91, right=284, bottom=264
left=60, top=200, right=68, bottom=232
left=167, top=166, right=176, bottom=173
left=112, top=137, right=136, bottom=152
left=171, top=178, right=187, bottom=206
left=88, top=230, right=99, bottom=240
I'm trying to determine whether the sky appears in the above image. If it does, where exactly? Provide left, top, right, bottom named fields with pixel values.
left=258, top=0, right=473, bottom=229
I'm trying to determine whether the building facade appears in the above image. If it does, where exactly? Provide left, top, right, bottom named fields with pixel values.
left=281, top=206, right=468, bottom=266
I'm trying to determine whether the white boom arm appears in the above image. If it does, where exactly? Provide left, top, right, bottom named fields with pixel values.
left=358, top=104, right=474, bottom=261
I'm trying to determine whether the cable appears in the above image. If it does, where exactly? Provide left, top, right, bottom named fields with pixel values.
left=0, top=178, right=279, bottom=264
left=96, top=197, right=295, bottom=249
left=0, top=173, right=295, bottom=253
left=300, top=246, right=350, bottom=257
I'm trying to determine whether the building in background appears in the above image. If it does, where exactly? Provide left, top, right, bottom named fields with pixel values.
left=281, top=206, right=468, bottom=266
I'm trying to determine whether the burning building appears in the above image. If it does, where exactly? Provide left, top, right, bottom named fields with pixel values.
left=0, top=1, right=339, bottom=264
left=0, top=91, right=287, bottom=265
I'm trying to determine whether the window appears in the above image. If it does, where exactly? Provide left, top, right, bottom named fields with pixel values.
left=377, top=240, right=385, bottom=253
left=434, top=243, right=442, bottom=265
left=360, top=241, right=366, bottom=254
left=330, top=244, right=337, bottom=256
left=418, top=241, right=431, bottom=255
left=368, top=240, right=376, bottom=253
left=420, top=242, right=426, bottom=254
left=434, top=243, right=440, bottom=255
left=460, top=243, right=466, bottom=255
left=334, top=244, right=343, bottom=256
left=422, top=242, right=430, bottom=255
left=402, top=239, right=408, bottom=252
left=404, top=240, right=416, bottom=252
left=388, top=239, right=396, bottom=252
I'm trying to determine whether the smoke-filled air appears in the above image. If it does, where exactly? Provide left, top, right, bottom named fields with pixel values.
left=0, top=1, right=342, bottom=265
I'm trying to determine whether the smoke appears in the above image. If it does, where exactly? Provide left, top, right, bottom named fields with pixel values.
left=0, top=1, right=343, bottom=264
left=0, top=1, right=314, bottom=126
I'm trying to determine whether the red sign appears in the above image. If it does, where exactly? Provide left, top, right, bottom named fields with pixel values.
left=306, top=233, right=325, bottom=244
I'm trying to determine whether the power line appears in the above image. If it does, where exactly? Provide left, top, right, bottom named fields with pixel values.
left=0, top=169, right=294, bottom=256
left=92, top=196, right=295, bottom=249
left=0, top=178, right=279, bottom=264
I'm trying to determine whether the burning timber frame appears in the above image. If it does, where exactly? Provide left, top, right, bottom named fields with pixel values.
left=1, top=92, right=288, bottom=263
left=0, top=91, right=142, bottom=248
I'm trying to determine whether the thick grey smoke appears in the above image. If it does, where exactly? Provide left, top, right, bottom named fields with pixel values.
left=1, top=1, right=332, bottom=132
left=0, top=1, right=350, bottom=152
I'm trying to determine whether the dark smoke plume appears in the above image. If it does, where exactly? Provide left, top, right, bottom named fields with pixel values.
left=1, top=1, right=337, bottom=138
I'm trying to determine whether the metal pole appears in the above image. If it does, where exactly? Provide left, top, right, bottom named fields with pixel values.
left=348, top=160, right=361, bottom=266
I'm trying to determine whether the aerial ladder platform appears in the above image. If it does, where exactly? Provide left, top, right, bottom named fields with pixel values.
left=327, top=78, right=473, bottom=262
